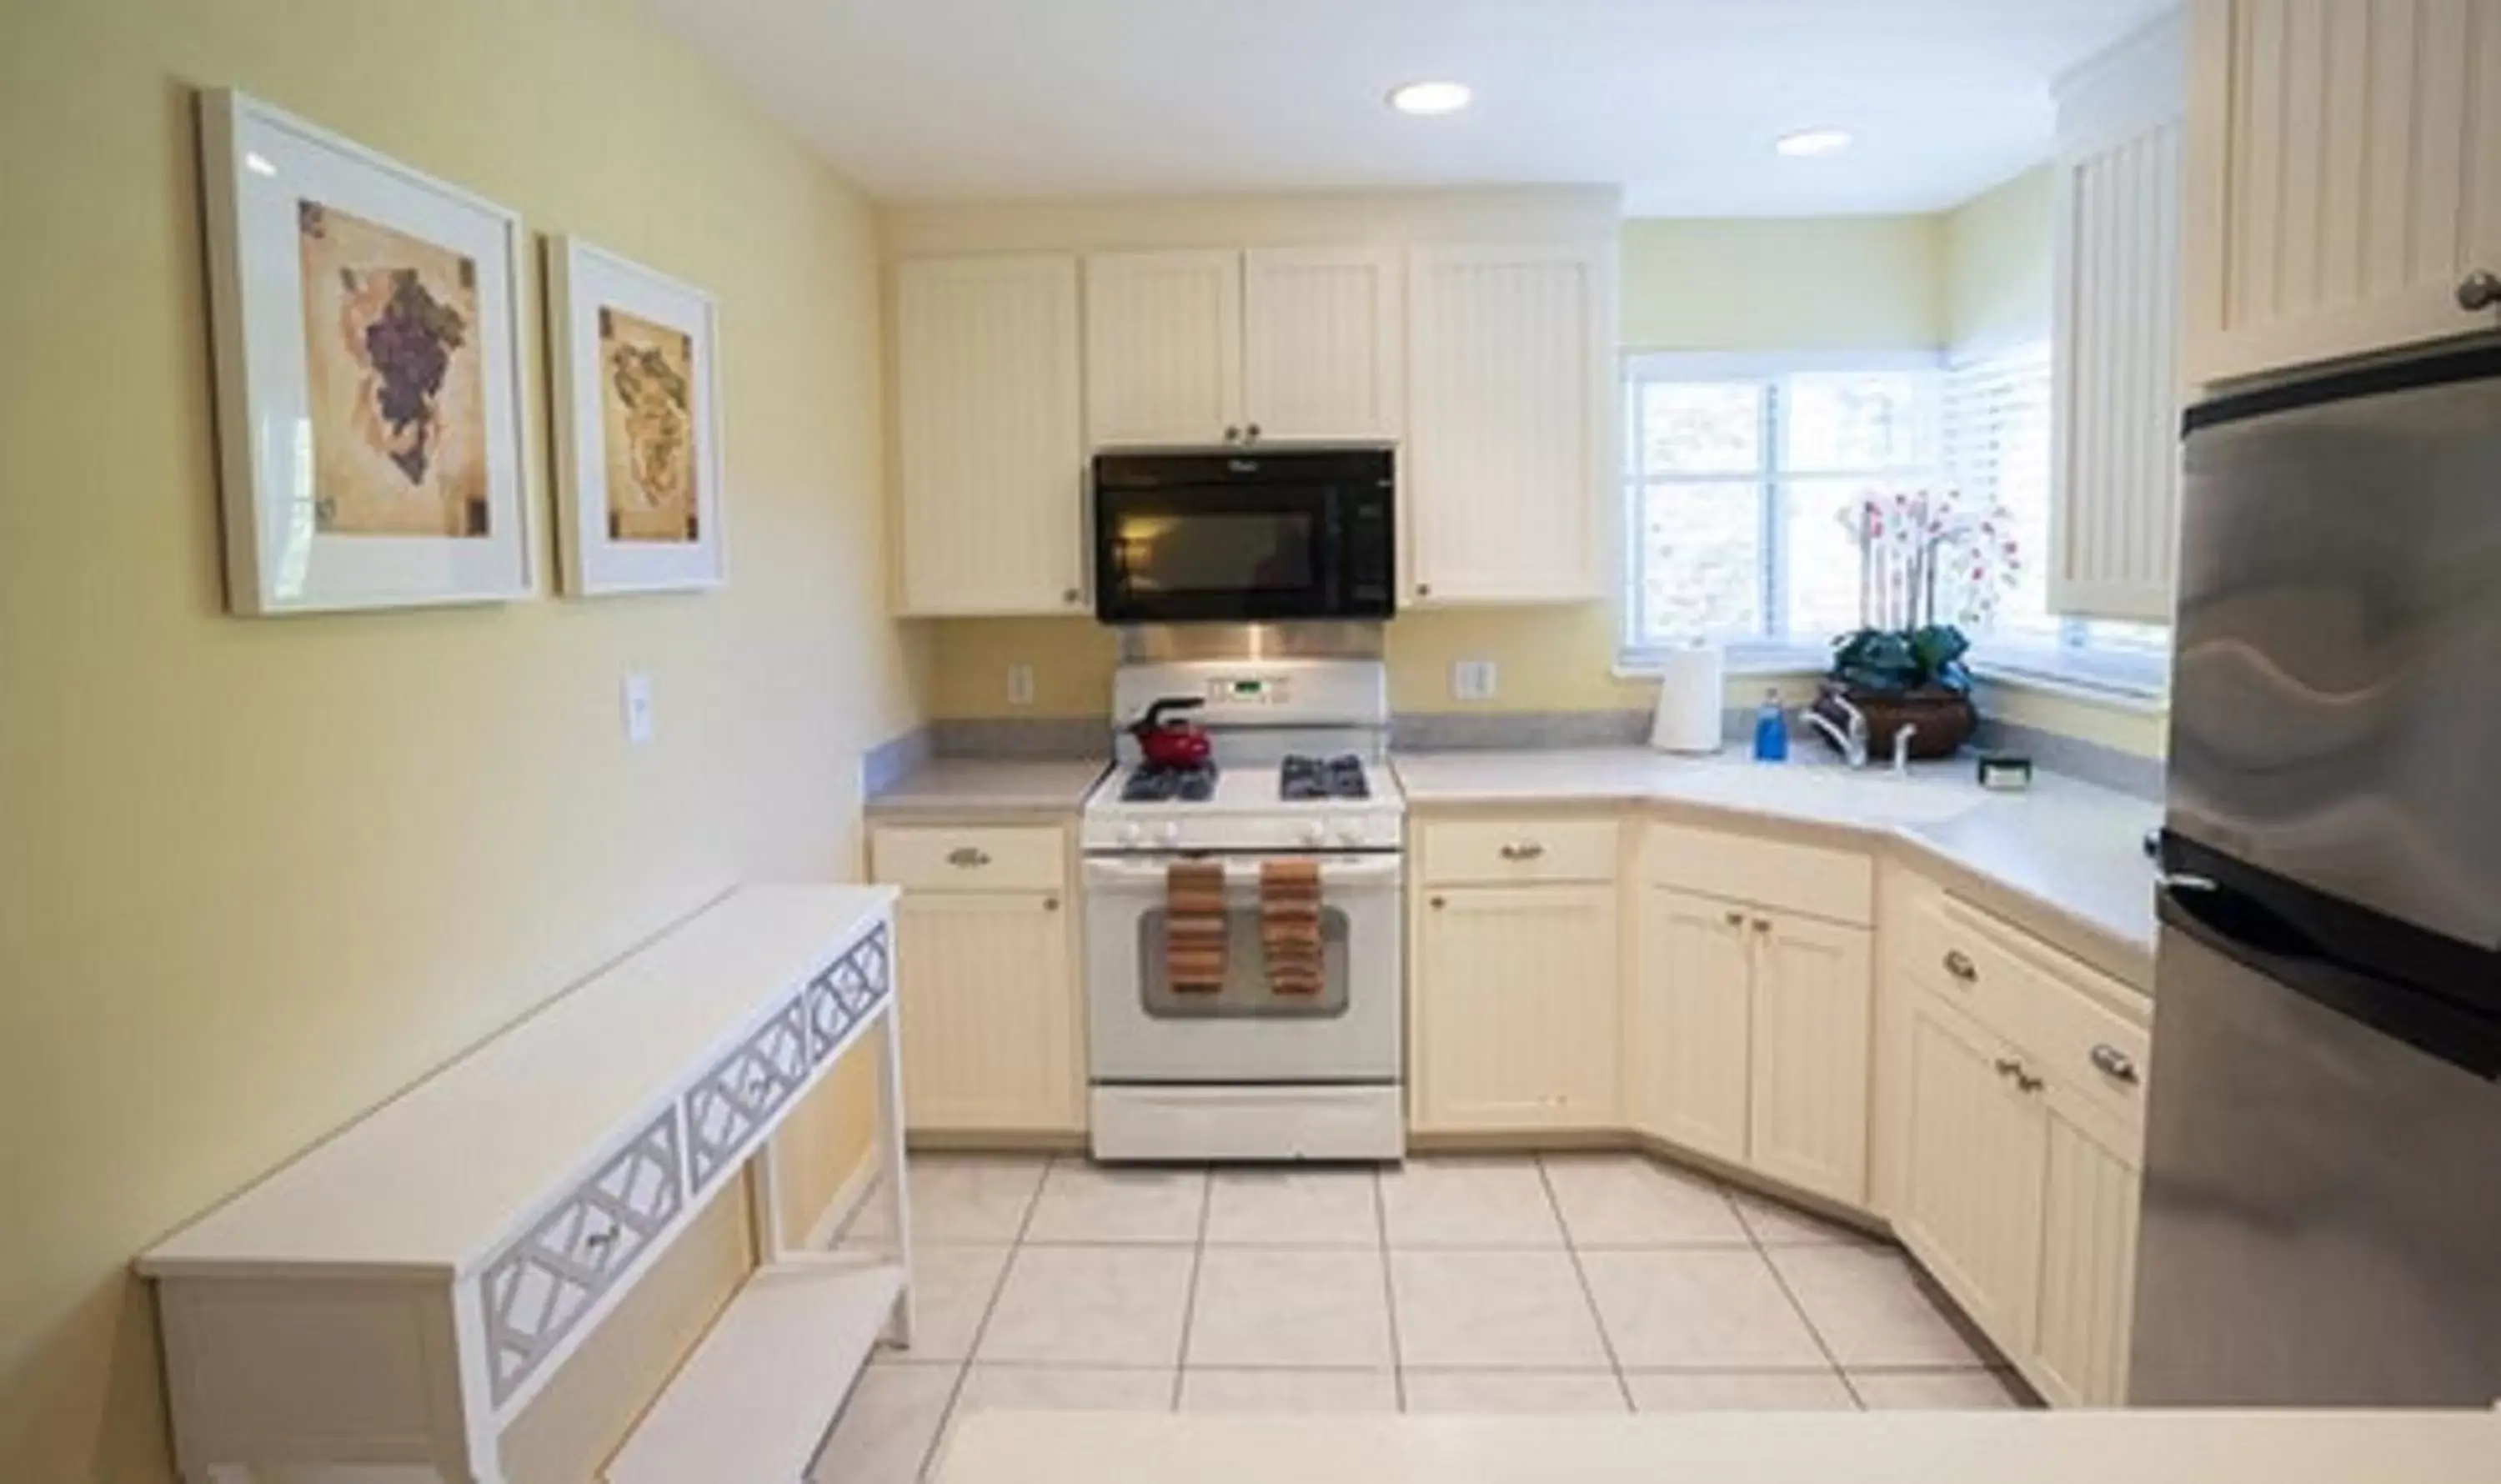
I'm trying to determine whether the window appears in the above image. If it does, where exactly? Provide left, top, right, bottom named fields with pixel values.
left=1621, top=353, right=1938, bottom=664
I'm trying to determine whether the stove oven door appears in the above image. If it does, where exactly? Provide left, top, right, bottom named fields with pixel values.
left=1082, top=854, right=1403, bottom=1084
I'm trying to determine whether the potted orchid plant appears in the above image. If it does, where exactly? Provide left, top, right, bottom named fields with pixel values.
left=1815, top=489, right=2022, bottom=760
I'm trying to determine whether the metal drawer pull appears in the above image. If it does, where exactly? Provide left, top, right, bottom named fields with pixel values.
left=946, top=846, right=992, bottom=868
left=2015, top=1070, right=2045, bottom=1094
left=1429, top=895, right=1447, bottom=910
left=2090, top=1043, right=2140, bottom=1084
left=1498, top=842, right=1546, bottom=862
left=1992, top=1057, right=2023, bottom=1080
left=2459, top=269, right=2501, bottom=312
left=1752, top=917, right=1772, bottom=934
left=1725, top=910, right=1746, bottom=927
left=1943, top=950, right=1978, bottom=983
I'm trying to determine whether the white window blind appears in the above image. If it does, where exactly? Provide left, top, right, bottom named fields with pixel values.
left=1943, top=346, right=2056, bottom=635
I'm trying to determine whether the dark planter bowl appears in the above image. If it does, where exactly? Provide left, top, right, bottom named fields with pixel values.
left=1812, top=682, right=1977, bottom=761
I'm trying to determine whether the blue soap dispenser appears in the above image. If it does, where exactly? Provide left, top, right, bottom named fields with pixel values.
left=1752, top=689, right=1790, bottom=762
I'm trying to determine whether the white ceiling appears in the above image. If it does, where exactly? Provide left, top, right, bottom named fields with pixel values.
left=650, top=0, right=2176, bottom=218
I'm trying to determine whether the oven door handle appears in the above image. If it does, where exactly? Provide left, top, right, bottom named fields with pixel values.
left=1082, top=856, right=1404, bottom=890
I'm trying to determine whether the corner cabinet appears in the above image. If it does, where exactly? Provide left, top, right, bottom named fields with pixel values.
left=2184, top=0, right=2501, bottom=384
left=891, top=255, right=1087, bottom=616
left=1405, top=243, right=1611, bottom=605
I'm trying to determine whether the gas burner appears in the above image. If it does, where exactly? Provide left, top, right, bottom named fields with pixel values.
left=1281, top=753, right=1371, bottom=801
left=1122, top=761, right=1219, bottom=804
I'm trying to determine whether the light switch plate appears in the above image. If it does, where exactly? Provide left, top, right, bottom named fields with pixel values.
left=1451, top=659, right=1498, bottom=702
left=1006, top=664, right=1036, bottom=708
left=621, top=672, right=654, bottom=746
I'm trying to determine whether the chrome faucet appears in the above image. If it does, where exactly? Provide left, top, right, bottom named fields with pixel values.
left=1891, top=723, right=1920, bottom=776
left=1802, top=694, right=1870, bottom=768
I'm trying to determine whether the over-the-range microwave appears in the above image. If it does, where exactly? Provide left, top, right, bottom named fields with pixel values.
left=1090, top=444, right=1396, bottom=624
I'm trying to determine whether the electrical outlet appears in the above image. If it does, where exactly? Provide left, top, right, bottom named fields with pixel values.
left=1451, top=659, right=1498, bottom=702
left=1006, top=664, right=1036, bottom=708
left=621, top=672, right=654, bottom=746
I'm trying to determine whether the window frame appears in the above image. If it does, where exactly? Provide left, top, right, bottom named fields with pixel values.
left=1618, top=349, right=1945, bottom=674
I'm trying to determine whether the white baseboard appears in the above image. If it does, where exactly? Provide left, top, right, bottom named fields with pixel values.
left=799, top=1148, right=885, bottom=1252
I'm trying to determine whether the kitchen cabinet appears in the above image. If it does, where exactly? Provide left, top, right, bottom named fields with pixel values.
left=873, top=825, right=1084, bottom=1135
left=891, top=254, right=1087, bottom=615
left=1242, top=245, right=1404, bottom=440
left=1627, top=886, right=1752, bottom=1164
left=2184, top=0, right=2501, bottom=384
left=1412, top=883, right=1619, bottom=1133
left=1084, top=249, right=1244, bottom=446
left=1405, top=243, right=1610, bottom=604
left=1747, top=911, right=1876, bottom=1204
left=2033, top=1088, right=2144, bottom=1407
left=1896, top=987, right=2049, bottom=1358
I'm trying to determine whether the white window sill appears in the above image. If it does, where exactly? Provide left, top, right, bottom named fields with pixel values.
left=1614, top=644, right=1827, bottom=683
left=1969, top=654, right=2170, bottom=714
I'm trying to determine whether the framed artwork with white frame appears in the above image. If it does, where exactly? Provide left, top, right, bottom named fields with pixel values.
left=547, top=238, right=725, bottom=594
left=197, top=88, right=534, bottom=615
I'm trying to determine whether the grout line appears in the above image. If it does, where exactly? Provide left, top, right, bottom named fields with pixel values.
left=1535, top=1155, right=1636, bottom=1413
left=1372, top=1164, right=1409, bottom=1411
left=910, top=1154, right=1054, bottom=1481
left=1750, top=1216, right=1864, bottom=1411
left=1170, top=1163, right=1215, bottom=1408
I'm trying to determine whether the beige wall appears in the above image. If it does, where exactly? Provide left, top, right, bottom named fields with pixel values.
left=1943, top=165, right=2058, bottom=357
left=1622, top=215, right=1947, bottom=353
left=0, top=1, right=917, bottom=1479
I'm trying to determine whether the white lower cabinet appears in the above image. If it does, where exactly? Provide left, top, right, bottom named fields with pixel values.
left=1628, top=887, right=1752, bottom=1164
left=1896, top=988, right=2050, bottom=1356
left=1413, top=883, right=1619, bottom=1133
left=2032, top=1087, right=2145, bottom=1406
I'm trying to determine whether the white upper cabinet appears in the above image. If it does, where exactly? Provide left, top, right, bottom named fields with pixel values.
left=1241, top=246, right=1404, bottom=440
left=892, top=255, right=1087, bottom=616
left=2185, top=0, right=2501, bottom=384
left=1084, top=249, right=1245, bottom=445
left=2052, top=13, right=2188, bottom=623
left=1405, top=243, right=1611, bottom=605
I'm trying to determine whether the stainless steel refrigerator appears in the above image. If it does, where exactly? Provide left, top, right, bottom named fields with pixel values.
left=2133, top=341, right=2501, bottom=1405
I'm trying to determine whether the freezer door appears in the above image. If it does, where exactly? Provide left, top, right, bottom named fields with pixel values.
left=2133, top=906, right=2501, bottom=1405
left=2169, top=346, right=2501, bottom=950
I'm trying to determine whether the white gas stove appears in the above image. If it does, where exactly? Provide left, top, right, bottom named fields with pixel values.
left=1079, top=656, right=1406, bottom=1163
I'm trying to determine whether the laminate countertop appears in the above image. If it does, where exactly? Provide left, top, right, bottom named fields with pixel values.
left=864, top=758, right=1110, bottom=820
left=936, top=1410, right=2499, bottom=1484
left=1393, top=748, right=2163, bottom=993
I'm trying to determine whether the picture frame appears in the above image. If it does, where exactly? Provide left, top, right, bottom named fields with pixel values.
left=546, top=238, right=726, bottom=595
left=197, top=88, right=535, bottom=615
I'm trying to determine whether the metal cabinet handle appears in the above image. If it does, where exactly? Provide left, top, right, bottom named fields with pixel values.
left=1416, top=583, right=1432, bottom=599
left=946, top=846, right=991, bottom=868
left=1993, top=1057, right=2023, bottom=1080
left=2090, top=1043, right=2140, bottom=1084
left=1498, top=841, right=1546, bottom=862
left=1224, top=425, right=1242, bottom=443
left=1043, top=895, right=1060, bottom=913
left=1245, top=423, right=1262, bottom=441
left=1429, top=895, right=1447, bottom=910
left=2459, top=269, right=2501, bottom=312
left=1724, top=910, right=1746, bottom=928
left=1752, top=917, right=1772, bottom=934
left=1062, top=587, right=1081, bottom=604
left=1943, top=950, right=1978, bottom=983
left=2015, top=1070, right=2046, bottom=1094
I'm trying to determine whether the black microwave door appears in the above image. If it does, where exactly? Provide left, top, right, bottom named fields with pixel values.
left=1094, top=487, right=1340, bottom=624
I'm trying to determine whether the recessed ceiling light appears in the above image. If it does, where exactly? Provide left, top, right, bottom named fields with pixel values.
left=1775, top=128, right=1853, bottom=158
left=1388, top=81, right=1472, bottom=117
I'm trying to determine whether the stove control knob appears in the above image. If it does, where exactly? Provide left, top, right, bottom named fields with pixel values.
left=1298, top=820, right=1328, bottom=847
left=1157, top=822, right=1182, bottom=846
left=1120, top=823, right=1144, bottom=847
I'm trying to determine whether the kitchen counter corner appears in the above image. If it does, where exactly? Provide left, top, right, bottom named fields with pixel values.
left=865, top=756, right=1108, bottom=819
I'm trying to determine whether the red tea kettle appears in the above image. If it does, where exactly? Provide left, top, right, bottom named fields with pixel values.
left=1130, top=696, right=1213, bottom=769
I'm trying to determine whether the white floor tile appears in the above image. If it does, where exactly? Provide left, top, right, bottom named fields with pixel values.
left=1577, top=1248, right=1828, bottom=1370
left=975, top=1244, right=1195, bottom=1366
left=1185, top=1246, right=1394, bottom=1368
left=874, top=1245, right=1010, bottom=1362
left=1388, top=1249, right=1609, bottom=1368
left=1623, top=1370, right=1858, bottom=1412
left=1380, top=1158, right=1564, bottom=1247
left=1731, top=1190, right=1882, bottom=1247
left=953, top=1364, right=1177, bottom=1413
left=1767, top=1246, right=1992, bottom=1369
left=846, top=1156, right=1048, bottom=1246
left=1024, top=1161, right=1207, bottom=1244
left=1541, top=1155, right=1750, bottom=1246
left=1401, top=1370, right=1628, bottom=1414
left=1204, top=1167, right=1381, bottom=1246
left=1849, top=1368, right=2031, bottom=1409
left=1180, top=1367, right=1401, bottom=1413
left=809, top=1361, right=959, bottom=1484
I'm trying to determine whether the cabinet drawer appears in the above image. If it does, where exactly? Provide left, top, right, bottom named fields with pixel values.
left=1895, top=894, right=2038, bottom=1048
left=1418, top=818, right=1618, bottom=885
left=2027, top=970, right=2153, bottom=1154
left=682, top=995, right=812, bottom=1191
left=873, top=825, right=1065, bottom=893
left=479, top=1111, right=685, bottom=1406
left=1641, top=822, right=1873, bottom=927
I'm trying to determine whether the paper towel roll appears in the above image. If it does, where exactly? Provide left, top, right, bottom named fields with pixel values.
left=1649, top=644, right=1727, bottom=755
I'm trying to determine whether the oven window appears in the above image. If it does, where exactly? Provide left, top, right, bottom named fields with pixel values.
left=1135, top=906, right=1351, bottom=1019
left=1110, top=509, right=1317, bottom=594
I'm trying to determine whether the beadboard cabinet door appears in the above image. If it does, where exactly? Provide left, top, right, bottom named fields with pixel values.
left=1627, top=886, right=1752, bottom=1166
left=1405, top=244, right=1610, bottom=605
left=892, top=255, right=1086, bottom=616
left=2185, top=0, right=2501, bottom=384
left=1085, top=249, right=1244, bottom=446
left=894, top=892, right=1083, bottom=1134
left=1896, top=990, right=2049, bottom=1358
left=1413, top=885, right=1619, bottom=1133
left=1747, top=912, right=1875, bottom=1207
left=1242, top=246, right=1404, bottom=440
left=2032, top=1087, right=2144, bottom=1406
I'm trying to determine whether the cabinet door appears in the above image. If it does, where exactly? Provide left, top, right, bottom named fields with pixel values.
left=895, top=892, right=1081, bottom=1133
left=1895, top=991, right=2048, bottom=1356
left=2186, top=0, right=2501, bottom=383
left=893, top=255, right=1086, bottom=615
left=1242, top=246, right=1403, bottom=440
left=1083, top=249, right=1243, bottom=445
left=2032, top=1089, right=2143, bottom=1406
left=1414, top=885, right=1618, bottom=1133
left=1405, top=243, right=1608, bottom=604
left=1747, top=912, right=1874, bottom=1206
left=1627, top=886, right=1752, bottom=1165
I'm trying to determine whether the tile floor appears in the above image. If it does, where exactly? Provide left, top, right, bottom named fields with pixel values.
left=814, top=1152, right=2029, bottom=1483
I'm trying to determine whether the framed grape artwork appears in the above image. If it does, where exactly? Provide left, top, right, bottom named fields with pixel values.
left=547, top=238, right=725, bottom=594
left=198, top=89, right=534, bottom=614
